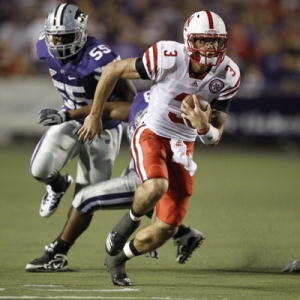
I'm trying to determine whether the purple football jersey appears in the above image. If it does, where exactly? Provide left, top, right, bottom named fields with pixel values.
left=126, top=90, right=150, bottom=142
left=36, top=34, right=121, bottom=128
left=128, top=90, right=150, bottom=124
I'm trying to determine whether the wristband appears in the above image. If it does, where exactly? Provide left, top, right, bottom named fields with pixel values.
left=199, top=124, right=219, bottom=144
left=197, top=126, right=210, bottom=135
left=64, top=111, right=71, bottom=121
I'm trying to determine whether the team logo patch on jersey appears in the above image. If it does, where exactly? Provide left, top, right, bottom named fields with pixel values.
left=209, top=79, right=224, bottom=94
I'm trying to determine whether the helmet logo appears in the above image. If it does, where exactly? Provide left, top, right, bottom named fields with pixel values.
left=184, top=15, right=194, bottom=32
left=75, top=9, right=85, bottom=23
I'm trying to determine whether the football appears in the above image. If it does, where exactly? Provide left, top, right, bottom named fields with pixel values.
left=181, top=94, right=210, bottom=128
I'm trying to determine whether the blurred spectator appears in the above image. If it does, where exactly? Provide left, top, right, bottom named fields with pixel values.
left=0, top=0, right=300, bottom=97
left=0, top=8, right=28, bottom=75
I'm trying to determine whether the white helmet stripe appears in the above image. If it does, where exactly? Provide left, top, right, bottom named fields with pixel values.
left=53, top=3, right=68, bottom=26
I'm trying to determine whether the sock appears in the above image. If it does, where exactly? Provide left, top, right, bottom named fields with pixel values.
left=173, top=224, right=188, bottom=240
left=49, top=174, right=67, bottom=193
left=123, top=240, right=141, bottom=259
left=129, top=206, right=143, bottom=221
left=50, top=237, right=73, bottom=255
left=113, top=249, right=131, bottom=265
left=112, top=210, right=142, bottom=239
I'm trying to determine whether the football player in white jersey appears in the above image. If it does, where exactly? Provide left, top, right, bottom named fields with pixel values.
left=26, top=91, right=205, bottom=272
left=78, top=10, right=241, bottom=286
left=29, top=3, right=136, bottom=218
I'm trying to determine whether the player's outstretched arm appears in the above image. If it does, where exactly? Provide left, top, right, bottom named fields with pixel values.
left=37, top=99, right=133, bottom=128
left=78, top=58, right=140, bottom=142
left=69, top=102, right=132, bottom=122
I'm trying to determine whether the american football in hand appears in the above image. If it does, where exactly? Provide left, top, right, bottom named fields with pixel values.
left=181, top=94, right=210, bottom=128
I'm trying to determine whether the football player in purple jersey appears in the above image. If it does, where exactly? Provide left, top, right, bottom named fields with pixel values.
left=29, top=3, right=136, bottom=219
left=26, top=90, right=205, bottom=272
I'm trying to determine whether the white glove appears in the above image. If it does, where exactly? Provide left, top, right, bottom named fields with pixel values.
left=145, top=249, right=159, bottom=259
left=37, top=108, right=69, bottom=126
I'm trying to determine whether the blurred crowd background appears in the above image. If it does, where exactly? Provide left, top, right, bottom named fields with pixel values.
left=1, top=0, right=300, bottom=98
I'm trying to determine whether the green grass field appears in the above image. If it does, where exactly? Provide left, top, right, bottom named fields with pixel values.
left=0, top=142, right=299, bottom=299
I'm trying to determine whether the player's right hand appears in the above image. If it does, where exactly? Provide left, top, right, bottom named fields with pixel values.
left=77, top=114, right=103, bottom=142
left=37, top=108, right=68, bottom=126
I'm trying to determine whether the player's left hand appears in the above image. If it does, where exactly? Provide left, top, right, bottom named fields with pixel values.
left=145, top=249, right=159, bottom=259
left=77, top=114, right=103, bottom=142
left=37, top=108, right=68, bottom=126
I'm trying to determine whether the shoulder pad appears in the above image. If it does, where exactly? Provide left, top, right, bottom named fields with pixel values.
left=158, top=41, right=179, bottom=70
left=143, top=41, right=182, bottom=80
left=36, top=33, right=50, bottom=60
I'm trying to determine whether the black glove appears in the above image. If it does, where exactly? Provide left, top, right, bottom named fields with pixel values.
left=37, top=108, right=70, bottom=126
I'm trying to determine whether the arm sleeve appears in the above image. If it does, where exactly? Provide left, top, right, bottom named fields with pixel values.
left=210, top=98, right=232, bottom=114
left=135, top=57, right=150, bottom=80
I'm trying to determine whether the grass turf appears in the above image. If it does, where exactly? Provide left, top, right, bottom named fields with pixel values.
left=0, top=142, right=299, bottom=299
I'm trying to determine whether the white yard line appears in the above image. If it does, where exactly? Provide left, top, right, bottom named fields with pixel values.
left=0, top=285, right=227, bottom=300
left=31, top=288, right=140, bottom=292
left=0, top=297, right=203, bottom=299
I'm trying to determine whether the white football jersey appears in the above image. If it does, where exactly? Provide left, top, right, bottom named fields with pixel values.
left=142, top=41, right=241, bottom=141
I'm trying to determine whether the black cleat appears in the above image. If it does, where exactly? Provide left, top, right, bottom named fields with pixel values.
left=104, top=256, right=132, bottom=286
left=112, top=274, right=133, bottom=286
left=175, top=227, right=205, bottom=264
left=26, top=252, right=68, bottom=272
left=26, top=241, right=70, bottom=272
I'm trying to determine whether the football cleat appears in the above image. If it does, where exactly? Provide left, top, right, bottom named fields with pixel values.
left=105, top=212, right=141, bottom=256
left=104, top=256, right=132, bottom=286
left=40, top=174, right=73, bottom=218
left=281, top=260, right=300, bottom=273
left=105, top=231, right=127, bottom=256
left=175, top=227, right=205, bottom=264
left=26, top=252, right=68, bottom=272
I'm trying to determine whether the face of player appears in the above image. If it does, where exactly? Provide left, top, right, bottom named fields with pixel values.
left=194, top=38, right=219, bottom=58
left=52, top=33, right=76, bottom=46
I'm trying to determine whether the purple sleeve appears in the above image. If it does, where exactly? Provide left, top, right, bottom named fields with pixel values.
left=128, top=91, right=150, bottom=123
left=36, top=34, right=49, bottom=60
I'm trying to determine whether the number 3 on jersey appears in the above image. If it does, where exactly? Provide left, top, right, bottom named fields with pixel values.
left=164, top=50, right=177, bottom=57
left=163, top=50, right=183, bottom=123
left=168, top=93, right=189, bottom=125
